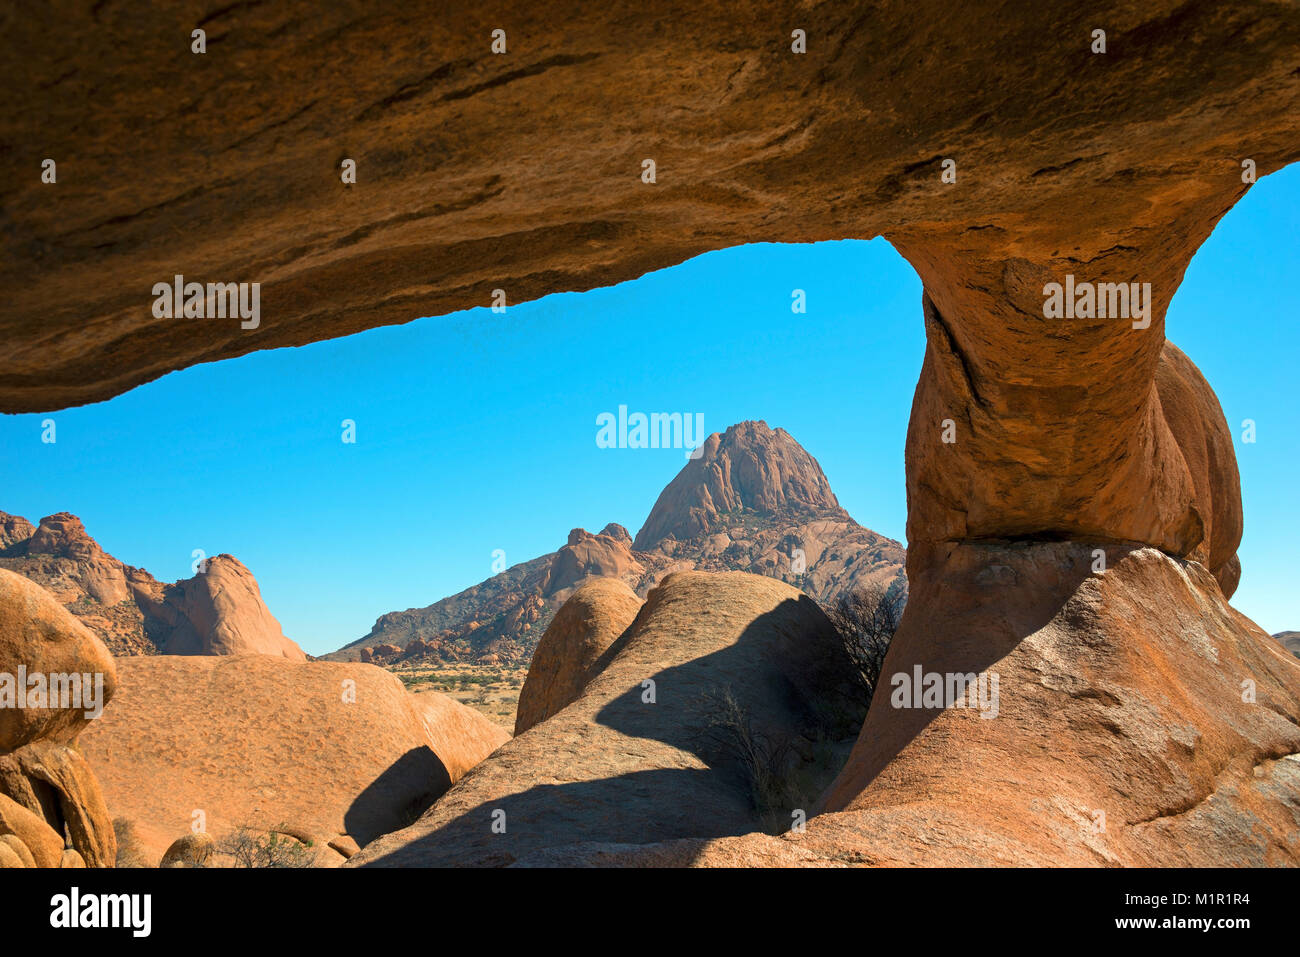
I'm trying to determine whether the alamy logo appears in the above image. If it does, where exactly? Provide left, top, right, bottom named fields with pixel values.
left=596, top=406, right=705, bottom=458
left=890, top=666, right=1000, bottom=719
left=50, top=888, right=151, bottom=937
left=152, top=274, right=260, bottom=329
left=1042, top=274, right=1152, bottom=329
left=0, top=668, right=105, bottom=720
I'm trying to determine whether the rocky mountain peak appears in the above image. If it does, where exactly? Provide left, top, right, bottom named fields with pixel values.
left=598, top=523, right=632, bottom=546
left=326, top=421, right=904, bottom=668
left=632, top=421, right=843, bottom=551
left=25, top=512, right=110, bottom=562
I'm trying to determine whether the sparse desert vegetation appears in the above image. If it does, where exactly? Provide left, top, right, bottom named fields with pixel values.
left=217, top=824, right=317, bottom=868
left=113, top=817, right=150, bottom=869
left=393, top=664, right=527, bottom=729
left=824, top=582, right=906, bottom=710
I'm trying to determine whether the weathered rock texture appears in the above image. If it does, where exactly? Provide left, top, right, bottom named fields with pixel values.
left=515, top=577, right=643, bottom=735
left=2, top=1, right=1296, bottom=868
left=634, top=422, right=840, bottom=548
left=0, top=514, right=37, bottom=550
left=1152, top=343, right=1242, bottom=593
left=0, top=567, right=117, bottom=751
left=328, top=422, right=905, bottom=666
left=0, top=512, right=305, bottom=659
left=0, top=792, right=65, bottom=868
left=509, top=546, right=1300, bottom=867
left=3, top=1, right=1295, bottom=424
left=0, top=568, right=119, bottom=867
left=0, top=3, right=1289, bottom=586
left=159, top=831, right=214, bottom=868
left=410, top=690, right=510, bottom=782
left=78, top=656, right=506, bottom=864
left=812, top=544, right=1300, bottom=865
left=348, top=571, right=861, bottom=866
left=12, top=741, right=118, bottom=867
left=543, top=526, right=644, bottom=596
left=147, top=554, right=305, bottom=658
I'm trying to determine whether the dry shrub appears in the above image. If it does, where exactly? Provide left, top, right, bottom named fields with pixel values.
left=217, top=823, right=318, bottom=868
left=825, top=581, right=905, bottom=710
left=113, top=817, right=150, bottom=868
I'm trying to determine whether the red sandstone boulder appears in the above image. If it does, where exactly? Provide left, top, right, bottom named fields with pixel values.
left=9, top=741, right=117, bottom=867
left=0, top=792, right=65, bottom=868
left=0, top=568, right=119, bottom=867
left=409, top=691, right=509, bottom=782
left=160, top=831, right=215, bottom=868
left=1153, top=342, right=1243, bottom=595
left=810, top=543, right=1300, bottom=866
left=79, top=656, right=503, bottom=864
left=349, top=571, right=861, bottom=867
left=0, top=568, right=117, bottom=751
left=0, top=832, right=37, bottom=868
left=515, top=578, right=643, bottom=735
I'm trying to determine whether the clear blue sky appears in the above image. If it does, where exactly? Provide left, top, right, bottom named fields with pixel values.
left=1, top=166, right=1295, bottom=654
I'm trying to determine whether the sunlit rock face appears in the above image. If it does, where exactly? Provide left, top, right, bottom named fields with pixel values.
left=348, top=571, right=861, bottom=867
left=0, top=569, right=119, bottom=868
left=2, top=1, right=1297, bottom=866
left=815, top=543, right=1300, bottom=867
left=0, top=512, right=307, bottom=659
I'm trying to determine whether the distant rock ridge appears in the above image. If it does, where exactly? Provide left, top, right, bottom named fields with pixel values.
left=0, top=511, right=305, bottom=660
left=326, top=422, right=905, bottom=666
left=25, top=512, right=110, bottom=560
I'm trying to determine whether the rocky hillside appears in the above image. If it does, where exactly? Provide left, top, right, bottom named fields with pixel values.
left=326, top=421, right=905, bottom=667
left=0, top=511, right=305, bottom=660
